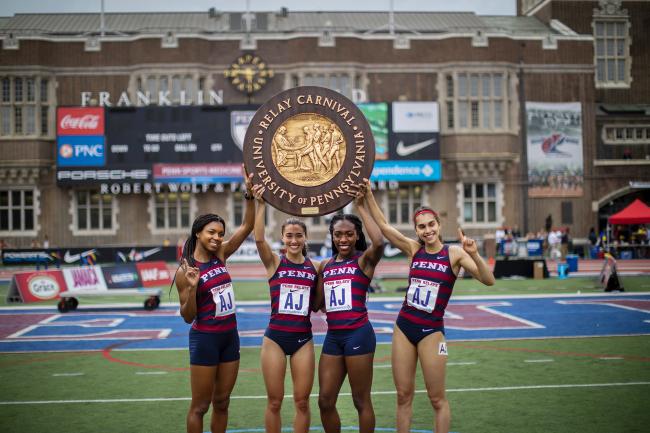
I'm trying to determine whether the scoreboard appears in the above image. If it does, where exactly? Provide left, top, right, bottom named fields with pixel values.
left=56, top=105, right=257, bottom=185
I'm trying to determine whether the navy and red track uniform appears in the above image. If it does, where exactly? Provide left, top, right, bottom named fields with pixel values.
left=192, top=257, right=237, bottom=333
left=189, top=257, right=240, bottom=366
left=321, top=253, right=376, bottom=355
left=397, top=245, right=457, bottom=345
left=322, top=253, right=372, bottom=330
left=268, top=255, right=318, bottom=333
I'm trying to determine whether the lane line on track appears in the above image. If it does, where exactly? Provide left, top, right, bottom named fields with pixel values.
left=1, top=381, right=648, bottom=405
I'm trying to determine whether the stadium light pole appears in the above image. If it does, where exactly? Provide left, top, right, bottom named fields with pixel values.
left=518, top=41, right=529, bottom=235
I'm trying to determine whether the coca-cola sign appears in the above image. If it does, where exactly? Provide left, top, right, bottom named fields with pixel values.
left=57, top=107, right=105, bottom=135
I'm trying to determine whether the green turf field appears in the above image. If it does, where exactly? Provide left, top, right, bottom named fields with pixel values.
left=0, top=336, right=648, bottom=433
left=2, top=276, right=650, bottom=307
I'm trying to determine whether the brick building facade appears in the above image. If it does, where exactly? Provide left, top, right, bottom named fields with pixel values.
left=1, top=1, right=648, bottom=250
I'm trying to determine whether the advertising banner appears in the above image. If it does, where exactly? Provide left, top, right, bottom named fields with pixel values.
left=102, top=264, right=141, bottom=289
left=371, top=160, right=441, bottom=182
left=526, top=102, right=583, bottom=197
left=136, top=261, right=173, bottom=287
left=358, top=103, right=389, bottom=160
left=392, top=102, right=439, bottom=133
left=57, top=135, right=106, bottom=167
left=7, top=270, right=66, bottom=303
left=62, top=266, right=108, bottom=293
left=2, top=247, right=176, bottom=265
left=57, top=107, right=105, bottom=136
left=153, top=163, right=243, bottom=183
left=389, top=101, right=440, bottom=162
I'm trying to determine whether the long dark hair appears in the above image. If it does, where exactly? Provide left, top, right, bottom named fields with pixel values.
left=329, top=214, right=367, bottom=256
left=281, top=218, right=308, bottom=257
left=412, top=206, right=441, bottom=246
left=170, top=213, right=226, bottom=295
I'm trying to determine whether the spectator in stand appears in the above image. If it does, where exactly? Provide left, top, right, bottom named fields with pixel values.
left=560, top=228, right=570, bottom=259
left=511, top=225, right=521, bottom=238
left=548, top=230, right=562, bottom=260
left=495, top=227, right=505, bottom=256
left=30, top=238, right=40, bottom=249
left=588, top=227, right=598, bottom=246
left=43, top=235, right=50, bottom=250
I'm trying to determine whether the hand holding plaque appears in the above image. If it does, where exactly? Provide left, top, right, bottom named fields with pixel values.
left=243, top=86, right=375, bottom=216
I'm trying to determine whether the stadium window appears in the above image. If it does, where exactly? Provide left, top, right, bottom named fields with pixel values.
left=0, top=75, right=52, bottom=138
left=462, top=182, right=498, bottom=225
left=602, top=124, right=650, bottom=145
left=0, top=188, right=36, bottom=234
left=291, top=70, right=363, bottom=99
left=442, top=70, right=512, bottom=133
left=72, top=190, right=116, bottom=235
left=593, top=10, right=631, bottom=87
left=137, top=73, right=202, bottom=104
left=153, top=191, right=191, bottom=231
left=386, top=185, right=422, bottom=225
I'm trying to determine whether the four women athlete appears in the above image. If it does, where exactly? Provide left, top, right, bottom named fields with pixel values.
left=176, top=176, right=494, bottom=433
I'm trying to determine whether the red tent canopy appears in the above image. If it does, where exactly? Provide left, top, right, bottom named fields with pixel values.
left=609, top=199, right=650, bottom=225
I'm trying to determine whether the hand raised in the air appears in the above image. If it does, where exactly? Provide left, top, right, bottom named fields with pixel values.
left=458, top=227, right=478, bottom=256
left=181, top=258, right=200, bottom=289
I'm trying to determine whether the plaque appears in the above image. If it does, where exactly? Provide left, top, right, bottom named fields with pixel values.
left=243, top=86, right=375, bottom=216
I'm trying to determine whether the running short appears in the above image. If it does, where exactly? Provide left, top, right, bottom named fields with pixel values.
left=264, top=328, right=312, bottom=356
left=322, top=321, right=376, bottom=356
left=396, top=315, right=444, bottom=346
left=189, top=328, right=240, bottom=366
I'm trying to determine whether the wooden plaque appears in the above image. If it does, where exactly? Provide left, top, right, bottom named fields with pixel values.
left=243, top=86, right=375, bottom=216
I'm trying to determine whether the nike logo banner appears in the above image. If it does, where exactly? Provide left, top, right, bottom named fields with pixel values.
left=389, top=132, right=440, bottom=160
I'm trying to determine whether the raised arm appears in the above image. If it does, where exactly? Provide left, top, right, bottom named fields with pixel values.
left=222, top=169, right=255, bottom=260
left=176, top=259, right=200, bottom=323
left=360, top=178, right=420, bottom=260
left=253, top=184, right=280, bottom=278
left=311, top=260, right=326, bottom=312
left=355, top=197, right=384, bottom=276
left=451, top=228, right=495, bottom=286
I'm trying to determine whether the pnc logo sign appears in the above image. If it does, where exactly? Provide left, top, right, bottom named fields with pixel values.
left=57, top=136, right=106, bottom=167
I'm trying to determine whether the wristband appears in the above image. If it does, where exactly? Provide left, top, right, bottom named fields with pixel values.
left=243, top=191, right=254, bottom=200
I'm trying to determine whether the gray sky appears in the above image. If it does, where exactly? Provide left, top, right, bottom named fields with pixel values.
left=0, top=0, right=516, bottom=17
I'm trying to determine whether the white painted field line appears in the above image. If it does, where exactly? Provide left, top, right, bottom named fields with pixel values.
left=599, top=356, right=624, bottom=360
left=2, top=381, right=649, bottom=405
left=524, top=359, right=554, bottom=363
left=375, top=361, right=477, bottom=368
left=135, top=371, right=168, bottom=375
left=52, top=373, right=84, bottom=377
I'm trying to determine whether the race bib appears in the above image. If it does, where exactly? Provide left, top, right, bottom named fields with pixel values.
left=278, top=283, right=311, bottom=316
left=406, top=278, right=439, bottom=313
left=211, top=282, right=236, bottom=317
left=324, top=279, right=352, bottom=312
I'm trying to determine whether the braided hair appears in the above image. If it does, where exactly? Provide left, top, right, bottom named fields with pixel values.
left=170, top=213, right=226, bottom=295
left=281, top=218, right=308, bottom=257
left=329, top=214, right=367, bottom=257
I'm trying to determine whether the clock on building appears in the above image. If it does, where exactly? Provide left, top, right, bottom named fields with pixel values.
left=224, top=53, right=274, bottom=94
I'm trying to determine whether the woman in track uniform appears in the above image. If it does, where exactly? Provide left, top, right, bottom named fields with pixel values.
left=315, top=191, right=384, bottom=433
left=252, top=184, right=320, bottom=433
left=175, top=172, right=255, bottom=433
left=359, top=178, right=494, bottom=433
